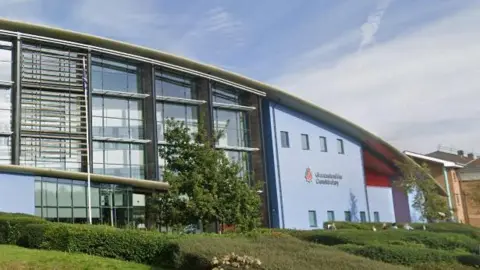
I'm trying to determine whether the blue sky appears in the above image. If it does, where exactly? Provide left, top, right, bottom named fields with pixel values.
left=2, top=0, right=480, bottom=154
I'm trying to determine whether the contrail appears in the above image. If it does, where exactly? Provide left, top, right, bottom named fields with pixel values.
left=358, top=0, right=392, bottom=52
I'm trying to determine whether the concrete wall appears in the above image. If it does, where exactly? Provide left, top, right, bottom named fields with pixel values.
left=0, top=173, right=35, bottom=214
left=366, top=186, right=395, bottom=222
left=264, top=100, right=368, bottom=230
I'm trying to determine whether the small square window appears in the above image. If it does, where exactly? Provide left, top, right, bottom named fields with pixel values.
left=301, top=134, right=310, bottom=150
left=337, top=139, right=344, bottom=154
left=360, top=211, right=367, bottom=222
left=373, top=211, right=380, bottom=222
left=319, top=136, right=327, bottom=152
left=308, top=210, right=317, bottom=227
left=280, top=131, right=289, bottom=148
left=344, top=211, right=352, bottom=222
left=327, top=211, right=335, bottom=222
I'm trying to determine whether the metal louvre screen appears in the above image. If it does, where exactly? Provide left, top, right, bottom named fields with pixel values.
left=19, top=42, right=88, bottom=171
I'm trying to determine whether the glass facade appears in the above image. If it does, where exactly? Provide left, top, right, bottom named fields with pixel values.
left=93, top=142, right=145, bottom=179
left=91, top=56, right=146, bottom=179
left=34, top=176, right=134, bottom=227
left=156, top=103, right=199, bottom=141
left=155, top=70, right=195, bottom=99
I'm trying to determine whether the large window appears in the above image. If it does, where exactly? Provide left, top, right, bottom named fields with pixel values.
left=92, top=97, right=144, bottom=139
left=155, top=70, right=195, bottom=99
left=344, top=211, right=352, bottom=222
left=373, top=211, right=380, bottom=222
left=327, top=210, right=335, bottom=222
left=92, top=57, right=140, bottom=93
left=93, top=142, right=145, bottom=179
left=156, top=103, right=198, bottom=141
left=35, top=177, right=133, bottom=226
left=225, top=150, right=252, bottom=182
left=214, top=109, right=249, bottom=148
left=360, top=211, right=367, bottom=222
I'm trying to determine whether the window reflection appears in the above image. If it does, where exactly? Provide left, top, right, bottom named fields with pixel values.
left=0, top=45, right=12, bottom=82
left=214, top=109, right=249, bottom=148
left=156, top=103, right=199, bottom=141
left=92, top=97, right=144, bottom=139
left=224, top=150, right=251, bottom=182
left=213, top=84, right=241, bottom=105
left=93, top=142, right=145, bottom=179
left=92, top=57, right=140, bottom=93
left=155, top=70, right=195, bottom=99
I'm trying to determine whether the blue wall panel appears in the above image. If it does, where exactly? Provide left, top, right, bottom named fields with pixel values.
left=0, top=173, right=35, bottom=214
left=265, top=101, right=368, bottom=230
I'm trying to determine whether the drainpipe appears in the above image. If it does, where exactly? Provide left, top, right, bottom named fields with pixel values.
left=271, top=101, right=285, bottom=229
left=442, top=167, right=455, bottom=221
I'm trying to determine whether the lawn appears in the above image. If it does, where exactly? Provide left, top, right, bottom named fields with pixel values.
left=0, top=245, right=152, bottom=270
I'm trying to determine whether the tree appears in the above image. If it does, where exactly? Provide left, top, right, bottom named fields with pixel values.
left=150, top=118, right=261, bottom=232
left=394, top=159, right=451, bottom=222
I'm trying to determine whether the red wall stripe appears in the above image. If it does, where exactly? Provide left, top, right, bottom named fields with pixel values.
left=365, top=170, right=391, bottom=187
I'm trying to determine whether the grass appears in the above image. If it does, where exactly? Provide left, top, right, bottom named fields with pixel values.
left=174, top=234, right=408, bottom=270
left=0, top=245, right=152, bottom=270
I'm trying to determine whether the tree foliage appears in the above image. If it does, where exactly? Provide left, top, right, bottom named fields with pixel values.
left=394, top=159, right=451, bottom=222
left=148, top=118, right=261, bottom=232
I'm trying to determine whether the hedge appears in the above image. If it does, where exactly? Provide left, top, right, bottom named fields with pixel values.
left=20, top=222, right=181, bottom=267
left=323, top=222, right=480, bottom=239
left=292, top=229, right=479, bottom=253
left=337, top=244, right=457, bottom=266
left=0, top=212, right=47, bottom=245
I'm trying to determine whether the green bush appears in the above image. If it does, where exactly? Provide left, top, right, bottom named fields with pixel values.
left=21, top=222, right=181, bottom=267
left=337, top=244, right=457, bottom=266
left=293, top=230, right=479, bottom=253
left=0, top=213, right=47, bottom=245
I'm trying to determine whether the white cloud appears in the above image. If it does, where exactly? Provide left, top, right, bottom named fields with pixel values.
left=358, top=0, right=392, bottom=51
left=271, top=4, right=480, bottom=154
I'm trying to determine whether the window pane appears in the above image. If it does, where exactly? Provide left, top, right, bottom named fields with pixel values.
left=280, top=131, right=289, bottom=148
left=0, top=47, right=12, bottom=81
left=337, top=139, right=344, bottom=154
left=91, top=187, right=100, bottom=207
left=301, top=134, right=309, bottom=150
left=327, top=211, right=335, bottom=222
left=58, top=183, right=72, bottom=207
left=58, top=208, right=72, bottom=218
left=35, top=181, right=41, bottom=206
left=72, top=185, right=86, bottom=207
left=42, top=182, right=57, bottom=207
left=320, top=136, right=327, bottom=152
left=360, top=211, right=366, bottom=222
left=308, top=210, right=317, bottom=227
left=344, top=211, right=352, bottom=222
left=374, top=212, right=380, bottom=222
left=73, top=208, right=87, bottom=218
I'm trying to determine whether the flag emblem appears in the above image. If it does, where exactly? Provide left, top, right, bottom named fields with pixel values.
left=305, top=167, right=313, bottom=183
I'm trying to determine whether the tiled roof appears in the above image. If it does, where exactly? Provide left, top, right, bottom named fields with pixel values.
left=426, top=151, right=474, bottom=165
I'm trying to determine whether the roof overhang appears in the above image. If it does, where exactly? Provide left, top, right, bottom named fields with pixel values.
left=0, top=164, right=169, bottom=192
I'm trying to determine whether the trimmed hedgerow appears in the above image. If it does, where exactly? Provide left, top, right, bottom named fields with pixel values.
left=21, top=222, right=181, bottom=267
left=336, top=244, right=457, bottom=266
left=292, top=229, right=479, bottom=253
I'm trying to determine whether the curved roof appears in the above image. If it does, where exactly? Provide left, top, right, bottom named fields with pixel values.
left=0, top=18, right=444, bottom=194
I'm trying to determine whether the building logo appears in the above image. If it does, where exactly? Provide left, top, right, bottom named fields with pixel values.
left=304, top=167, right=342, bottom=187
left=305, top=167, right=313, bottom=183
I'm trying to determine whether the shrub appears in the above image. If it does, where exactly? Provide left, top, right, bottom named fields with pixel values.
left=21, top=222, right=181, bottom=267
left=337, top=244, right=457, bottom=266
left=292, top=229, right=480, bottom=253
left=0, top=213, right=47, bottom=245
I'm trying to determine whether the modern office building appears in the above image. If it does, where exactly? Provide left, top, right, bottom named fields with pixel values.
left=0, top=19, right=423, bottom=229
